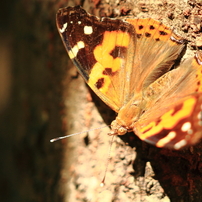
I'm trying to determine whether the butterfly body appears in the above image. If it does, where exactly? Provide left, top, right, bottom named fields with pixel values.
left=57, top=6, right=202, bottom=149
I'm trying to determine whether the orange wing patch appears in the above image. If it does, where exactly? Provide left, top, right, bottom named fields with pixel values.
left=140, top=97, right=196, bottom=138
left=88, top=31, right=130, bottom=93
left=195, top=52, right=202, bottom=92
left=126, top=18, right=183, bottom=45
left=137, top=95, right=202, bottom=149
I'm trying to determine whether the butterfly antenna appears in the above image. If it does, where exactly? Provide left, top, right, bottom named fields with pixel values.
left=100, top=135, right=115, bottom=187
left=50, top=125, right=108, bottom=142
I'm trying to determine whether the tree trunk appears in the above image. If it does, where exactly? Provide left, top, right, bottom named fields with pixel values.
left=1, top=0, right=202, bottom=202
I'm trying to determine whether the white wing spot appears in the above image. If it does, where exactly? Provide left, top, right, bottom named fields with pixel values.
left=174, top=140, right=187, bottom=150
left=197, top=112, right=202, bottom=120
left=78, top=21, right=81, bottom=24
left=84, top=26, right=93, bottom=35
left=77, top=41, right=85, bottom=49
left=167, top=131, right=176, bottom=139
left=156, top=131, right=176, bottom=147
left=59, top=22, right=67, bottom=33
left=68, top=41, right=85, bottom=59
left=70, top=21, right=73, bottom=24
left=181, top=122, right=191, bottom=132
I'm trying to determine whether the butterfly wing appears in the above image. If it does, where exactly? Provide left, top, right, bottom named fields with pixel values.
left=134, top=51, right=202, bottom=149
left=56, top=6, right=185, bottom=112
left=124, top=18, right=186, bottom=99
left=56, top=6, right=136, bottom=112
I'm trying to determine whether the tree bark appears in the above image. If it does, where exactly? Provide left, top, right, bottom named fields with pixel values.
left=1, top=0, right=202, bottom=202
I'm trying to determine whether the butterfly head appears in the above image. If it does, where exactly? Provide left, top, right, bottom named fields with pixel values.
left=109, top=120, right=131, bottom=136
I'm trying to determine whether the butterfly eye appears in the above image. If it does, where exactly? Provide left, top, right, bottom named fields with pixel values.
left=118, top=127, right=127, bottom=135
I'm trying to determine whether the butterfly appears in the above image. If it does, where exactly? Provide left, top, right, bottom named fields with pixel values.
left=56, top=6, right=202, bottom=149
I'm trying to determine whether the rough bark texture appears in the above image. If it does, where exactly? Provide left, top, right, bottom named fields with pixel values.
left=1, top=0, right=202, bottom=202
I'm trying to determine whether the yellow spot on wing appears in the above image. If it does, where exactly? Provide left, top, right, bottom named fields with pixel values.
left=88, top=31, right=130, bottom=93
left=140, top=97, right=196, bottom=139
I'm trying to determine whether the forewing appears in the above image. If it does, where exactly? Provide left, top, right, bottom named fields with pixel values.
left=56, top=6, right=136, bottom=112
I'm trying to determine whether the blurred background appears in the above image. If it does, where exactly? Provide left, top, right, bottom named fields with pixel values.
left=1, top=1, right=202, bottom=202
left=0, top=1, right=65, bottom=201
